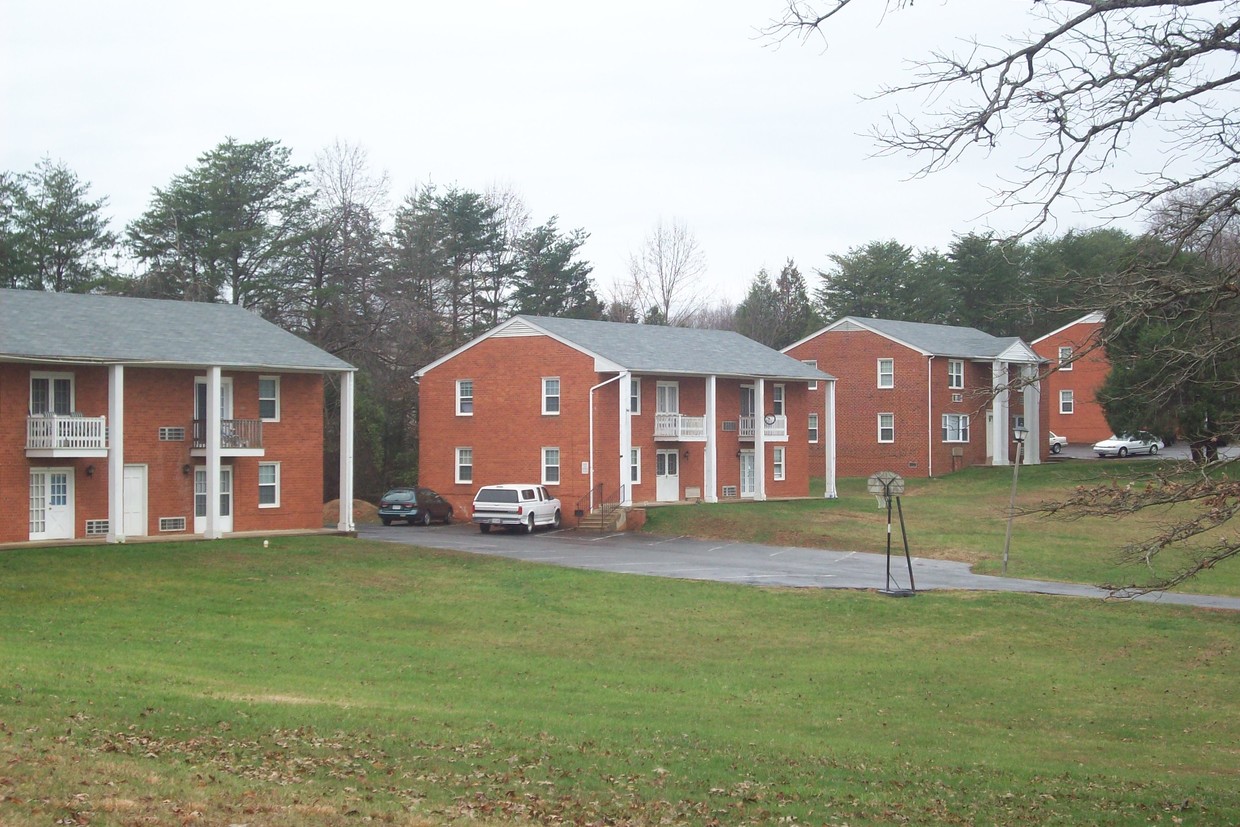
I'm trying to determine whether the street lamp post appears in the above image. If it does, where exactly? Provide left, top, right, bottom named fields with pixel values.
left=1002, top=425, right=1029, bottom=576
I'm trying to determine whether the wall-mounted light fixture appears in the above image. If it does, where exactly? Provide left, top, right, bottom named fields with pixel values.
left=85, top=464, right=94, bottom=477
left=683, top=449, right=690, bottom=459
left=182, top=463, right=192, bottom=476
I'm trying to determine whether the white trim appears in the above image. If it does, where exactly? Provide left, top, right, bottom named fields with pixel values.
left=258, top=461, right=281, bottom=508
left=704, top=375, right=718, bottom=503
left=414, top=316, right=625, bottom=378
left=107, top=364, right=125, bottom=543
left=824, top=379, right=837, bottom=499
left=947, top=359, right=965, bottom=389
left=630, top=446, right=642, bottom=486
left=808, top=412, right=819, bottom=444
left=802, top=360, right=818, bottom=390
left=258, top=375, right=281, bottom=421
left=878, top=412, right=895, bottom=443
left=630, top=376, right=641, bottom=415
left=772, top=446, right=785, bottom=481
left=1031, top=311, right=1106, bottom=345
left=456, top=379, right=474, bottom=416
left=542, top=377, right=561, bottom=415
left=1060, top=389, right=1075, bottom=414
left=29, top=370, right=75, bottom=414
left=1058, top=346, right=1074, bottom=370
left=942, top=413, right=970, bottom=443
left=337, top=370, right=355, bottom=532
left=784, top=317, right=935, bottom=356
left=772, top=383, right=785, bottom=415
left=877, top=358, right=894, bottom=389
left=455, top=447, right=474, bottom=485
left=541, top=446, right=561, bottom=486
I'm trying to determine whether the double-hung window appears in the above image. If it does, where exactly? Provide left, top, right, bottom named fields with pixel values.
left=455, top=447, right=473, bottom=484
left=456, top=380, right=474, bottom=416
left=542, top=377, right=561, bottom=415
left=942, top=414, right=970, bottom=443
left=808, top=412, right=819, bottom=443
left=772, top=384, right=785, bottom=416
left=947, top=360, right=964, bottom=389
left=630, top=378, right=641, bottom=415
left=802, top=360, right=818, bottom=391
left=630, top=447, right=641, bottom=485
left=542, top=447, right=561, bottom=485
left=258, top=462, right=280, bottom=507
left=877, top=359, right=894, bottom=389
left=258, top=376, right=280, bottom=421
left=1060, top=390, right=1074, bottom=414
left=772, top=447, right=786, bottom=481
left=1059, top=346, right=1073, bottom=370
left=878, top=413, right=895, bottom=443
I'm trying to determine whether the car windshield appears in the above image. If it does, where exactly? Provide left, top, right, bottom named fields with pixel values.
left=383, top=489, right=417, bottom=503
left=475, top=488, right=519, bottom=503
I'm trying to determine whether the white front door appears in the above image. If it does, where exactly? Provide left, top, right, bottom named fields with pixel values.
left=123, top=464, right=148, bottom=537
left=655, top=449, right=680, bottom=502
left=194, top=467, right=233, bottom=533
left=30, top=469, right=74, bottom=541
left=739, top=451, right=756, bottom=498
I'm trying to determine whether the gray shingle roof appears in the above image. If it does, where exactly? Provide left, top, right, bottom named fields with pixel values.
left=519, top=315, right=833, bottom=380
left=836, top=317, right=1033, bottom=360
left=0, top=289, right=353, bottom=372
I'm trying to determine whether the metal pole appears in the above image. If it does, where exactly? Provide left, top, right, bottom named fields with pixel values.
left=1001, top=439, right=1023, bottom=576
left=896, top=496, right=915, bottom=593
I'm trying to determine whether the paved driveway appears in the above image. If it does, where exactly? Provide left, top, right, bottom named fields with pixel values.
left=357, top=523, right=1240, bottom=612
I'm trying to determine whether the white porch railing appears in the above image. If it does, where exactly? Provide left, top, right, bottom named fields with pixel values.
left=654, top=412, right=708, bottom=441
left=26, top=414, right=108, bottom=451
left=739, top=414, right=788, bottom=440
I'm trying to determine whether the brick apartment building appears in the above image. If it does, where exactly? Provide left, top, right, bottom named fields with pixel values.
left=1031, top=312, right=1112, bottom=444
left=415, top=315, right=835, bottom=524
left=784, top=317, right=1046, bottom=478
left=0, top=289, right=356, bottom=545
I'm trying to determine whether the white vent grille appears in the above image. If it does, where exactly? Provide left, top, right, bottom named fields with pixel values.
left=722, top=486, right=738, bottom=498
left=159, top=426, right=186, bottom=441
left=159, top=517, right=187, bottom=532
left=835, top=320, right=865, bottom=332
left=493, top=319, right=541, bottom=338
left=85, top=519, right=109, bottom=536
left=952, top=393, right=963, bottom=403
left=722, top=421, right=738, bottom=432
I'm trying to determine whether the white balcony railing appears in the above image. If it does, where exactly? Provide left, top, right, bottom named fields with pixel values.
left=739, top=414, right=788, bottom=440
left=26, top=414, right=109, bottom=453
left=192, top=419, right=263, bottom=451
left=654, top=412, right=708, bottom=441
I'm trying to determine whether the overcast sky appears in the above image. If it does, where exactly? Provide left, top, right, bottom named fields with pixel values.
left=2, top=1, right=1140, bottom=303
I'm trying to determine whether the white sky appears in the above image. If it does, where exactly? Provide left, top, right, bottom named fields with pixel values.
left=2, top=0, right=1141, bottom=303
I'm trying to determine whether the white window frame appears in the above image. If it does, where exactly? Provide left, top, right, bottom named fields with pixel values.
left=630, top=377, right=641, bottom=415
left=542, top=377, right=561, bottom=415
left=947, top=360, right=964, bottom=390
left=802, top=360, right=818, bottom=391
left=656, top=380, right=680, bottom=414
left=456, top=380, right=474, bottom=416
left=630, top=447, right=641, bottom=485
left=772, top=384, right=785, bottom=416
left=1059, top=346, right=1074, bottom=370
left=808, top=412, right=819, bottom=444
left=258, top=375, right=280, bottom=422
left=455, top=447, right=473, bottom=484
left=772, top=446, right=786, bottom=481
left=878, top=413, right=895, bottom=443
left=942, top=413, right=970, bottom=443
left=258, top=461, right=280, bottom=508
left=877, top=358, right=894, bottom=389
left=542, top=446, right=561, bottom=485
left=1060, top=390, right=1075, bottom=414
left=30, top=371, right=75, bottom=415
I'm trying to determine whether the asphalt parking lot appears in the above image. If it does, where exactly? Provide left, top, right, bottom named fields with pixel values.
left=357, top=521, right=1240, bottom=612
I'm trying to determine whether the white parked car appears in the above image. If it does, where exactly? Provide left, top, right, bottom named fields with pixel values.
left=1048, top=431, right=1068, bottom=454
left=1092, top=433, right=1164, bottom=458
left=472, top=484, right=562, bottom=534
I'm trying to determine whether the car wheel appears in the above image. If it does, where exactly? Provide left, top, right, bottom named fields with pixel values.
left=1118, top=446, right=1129, bottom=458
left=525, top=514, right=536, bottom=534
left=381, top=517, right=392, bottom=526
left=1150, top=444, right=1159, bottom=455
left=420, top=511, right=431, bottom=527
left=479, top=524, right=491, bottom=534
left=1051, top=443, right=1061, bottom=455
left=552, top=509, right=562, bottom=529
left=444, top=508, right=453, bottom=524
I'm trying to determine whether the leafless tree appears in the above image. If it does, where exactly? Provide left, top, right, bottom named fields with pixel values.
left=770, top=0, right=1240, bottom=593
left=624, top=217, right=708, bottom=325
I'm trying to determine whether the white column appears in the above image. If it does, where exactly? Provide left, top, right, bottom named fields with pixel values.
left=1022, top=363, right=1041, bottom=466
left=337, top=370, right=356, bottom=532
left=824, top=378, right=838, bottom=499
left=619, top=372, right=633, bottom=506
left=106, top=364, right=125, bottom=543
left=991, top=360, right=1009, bottom=466
left=704, top=375, right=718, bottom=503
left=754, top=378, right=766, bottom=501
left=206, top=366, right=222, bottom=539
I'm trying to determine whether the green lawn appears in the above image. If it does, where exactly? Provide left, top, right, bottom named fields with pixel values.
left=2, top=536, right=1238, bottom=825
left=641, top=460, right=1240, bottom=597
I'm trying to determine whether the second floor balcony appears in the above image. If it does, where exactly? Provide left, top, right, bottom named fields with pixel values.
left=26, top=413, right=109, bottom=458
left=654, top=412, right=708, bottom=442
left=191, top=418, right=264, bottom=457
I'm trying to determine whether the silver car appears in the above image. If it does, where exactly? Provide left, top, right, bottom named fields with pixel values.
left=1092, top=433, right=1164, bottom=458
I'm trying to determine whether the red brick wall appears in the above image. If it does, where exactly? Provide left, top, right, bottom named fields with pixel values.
left=1033, top=321, right=1112, bottom=444
left=0, top=363, right=327, bottom=544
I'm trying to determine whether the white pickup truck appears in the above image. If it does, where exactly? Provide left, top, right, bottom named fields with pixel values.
left=472, top=484, right=563, bottom=534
